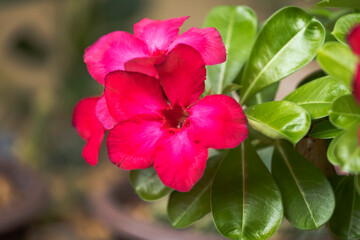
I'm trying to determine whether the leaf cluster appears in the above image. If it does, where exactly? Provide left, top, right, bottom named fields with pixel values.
left=130, top=4, right=360, bottom=240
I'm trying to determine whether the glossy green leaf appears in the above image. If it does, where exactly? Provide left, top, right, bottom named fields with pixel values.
left=333, top=13, right=360, bottom=44
left=327, top=124, right=360, bottom=173
left=296, top=69, right=326, bottom=88
left=130, top=168, right=171, bottom=201
left=239, top=7, right=325, bottom=104
left=257, top=146, right=274, bottom=171
left=317, top=0, right=360, bottom=9
left=309, top=120, right=343, bottom=139
left=329, top=94, right=360, bottom=129
left=222, top=83, right=242, bottom=94
left=284, top=76, right=350, bottom=119
left=317, top=42, right=357, bottom=87
left=272, top=141, right=335, bottom=230
left=329, top=176, right=360, bottom=239
left=212, top=140, right=283, bottom=240
left=167, top=153, right=225, bottom=228
left=246, top=82, right=279, bottom=107
left=205, top=6, right=257, bottom=94
left=245, top=101, right=311, bottom=144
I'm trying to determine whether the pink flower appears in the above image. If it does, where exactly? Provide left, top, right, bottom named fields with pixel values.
left=72, top=97, right=106, bottom=165
left=348, top=24, right=360, bottom=56
left=348, top=25, right=360, bottom=145
left=104, top=45, right=248, bottom=192
left=84, top=16, right=226, bottom=85
left=73, top=16, right=227, bottom=166
left=348, top=25, right=360, bottom=103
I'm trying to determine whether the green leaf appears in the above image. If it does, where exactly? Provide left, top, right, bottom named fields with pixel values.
left=317, top=0, right=360, bottom=9
left=239, top=7, right=325, bottom=104
left=130, top=168, right=172, bottom=201
left=333, top=13, right=360, bottom=44
left=212, top=140, right=283, bottom=240
left=272, top=141, right=335, bottom=230
left=222, top=83, right=242, bottom=95
left=245, top=101, right=311, bottom=144
left=284, top=76, right=350, bottom=119
left=167, top=153, right=225, bottom=228
left=329, top=176, right=360, bottom=239
left=309, top=120, right=343, bottom=139
left=327, top=124, right=360, bottom=173
left=246, top=82, right=279, bottom=107
left=205, top=6, right=257, bottom=94
left=329, top=94, right=360, bottom=129
left=296, top=69, right=326, bottom=88
left=317, top=42, right=357, bottom=87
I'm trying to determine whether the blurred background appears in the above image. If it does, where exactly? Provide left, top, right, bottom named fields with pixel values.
left=0, top=0, right=331, bottom=239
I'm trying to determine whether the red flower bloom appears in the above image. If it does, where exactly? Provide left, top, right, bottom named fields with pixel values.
left=73, top=17, right=227, bottom=165
left=104, top=45, right=248, bottom=191
left=84, top=16, right=226, bottom=85
left=348, top=25, right=360, bottom=103
left=348, top=24, right=360, bottom=56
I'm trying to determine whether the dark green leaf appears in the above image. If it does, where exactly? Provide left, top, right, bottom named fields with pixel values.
left=284, top=76, right=350, bottom=119
left=245, top=101, right=311, bottom=144
left=309, top=120, right=343, bottom=139
left=317, top=42, right=357, bottom=87
left=329, top=176, right=360, bottom=239
left=167, top=153, right=225, bottom=228
left=356, top=175, right=360, bottom=196
left=327, top=124, right=360, bottom=173
left=257, top=146, right=274, bottom=171
left=329, top=94, right=360, bottom=129
left=205, top=6, right=257, bottom=94
left=333, top=13, right=360, bottom=44
left=130, top=168, right=172, bottom=201
left=239, top=7, right=325, bottom=104
left=212, top=140, right=283, bottom=240
left=317, top=0, right=360, bottom=9
left=272, top=141, right=335, bottom=230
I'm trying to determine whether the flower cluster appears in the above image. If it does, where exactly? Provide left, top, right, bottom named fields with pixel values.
left=72, top=17, right=248, bottom=191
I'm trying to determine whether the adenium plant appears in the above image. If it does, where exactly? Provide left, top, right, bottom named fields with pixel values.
left=73, top=1, right=360, bottom=240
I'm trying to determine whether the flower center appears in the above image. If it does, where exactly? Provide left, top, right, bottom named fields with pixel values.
left=152, top=48, right=167, bottom=57
left=161, top=104, right=190, bottom=130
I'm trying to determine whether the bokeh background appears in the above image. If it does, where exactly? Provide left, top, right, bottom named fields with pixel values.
left=0, top=0, right=331, bottom=239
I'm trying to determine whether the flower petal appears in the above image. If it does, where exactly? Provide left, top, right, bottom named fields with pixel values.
left=348, top=25, right=360, bottom=56
left=104, top=71, right=169, bottom=122
left=154, top=130, right=208, bottom=192
left=354, top=64, right=360, bottom=103
left=133, top=16, right=188, bottom=54
left=107, top=118, right=164, bottom=170
left=124, top=55, right=166, bottom=79
left=72, top=97, right=105, bottom=165
left=187, top=95, right=248, bottom=149
left=157, top=44, right=206, bottom=107
left=95, top=95, right=118, bottom=130
left=170, top=27, right=226, bottom=65
left=82, top=131, right=104, bottom=166
left=84, top=31, right=150, bottom=84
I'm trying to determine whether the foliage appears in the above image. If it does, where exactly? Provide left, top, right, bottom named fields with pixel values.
left=92, top=3, right=360, bottom=240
